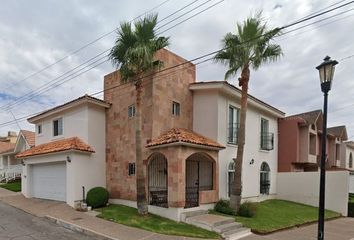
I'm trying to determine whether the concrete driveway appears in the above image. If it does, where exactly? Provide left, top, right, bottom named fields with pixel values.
left=242, top=218, right=354, bottom=240
left=0, top=201, right=100, bottom=240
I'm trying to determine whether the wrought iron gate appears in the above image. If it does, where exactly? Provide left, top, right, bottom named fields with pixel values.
left=148, top=153, right=168, bottom=208
left=185, top=160, right=199, bottom=208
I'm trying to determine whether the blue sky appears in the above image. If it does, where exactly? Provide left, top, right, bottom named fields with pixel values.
left=0, top=0, right=353, bottom=138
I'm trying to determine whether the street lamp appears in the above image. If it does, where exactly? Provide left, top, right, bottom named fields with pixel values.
left=316, top=56, right=338, bottom=240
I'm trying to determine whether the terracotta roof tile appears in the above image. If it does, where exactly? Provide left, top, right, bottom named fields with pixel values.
left=21, top=130, right=35, bottom=147
left=16, top=137, right=94, bottom=158
left=146, top=128, right=225, bottom=149
left=0, top=142, right=15, bottom=154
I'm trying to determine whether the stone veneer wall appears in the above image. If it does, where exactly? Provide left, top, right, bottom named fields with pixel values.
left=104, top=49, right=196, bottom=200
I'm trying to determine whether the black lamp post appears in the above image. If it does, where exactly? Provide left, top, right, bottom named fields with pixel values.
left=316, top=56, right=338, bottom=240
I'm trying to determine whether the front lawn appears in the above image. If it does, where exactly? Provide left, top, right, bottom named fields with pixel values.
left=97, top=204, right=219, bottom=239
left=235, top=200, right=340, bottom=233
left=0, top=181, right=21, bottom=192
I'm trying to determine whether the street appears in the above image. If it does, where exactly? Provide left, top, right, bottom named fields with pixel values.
left=0, top=202, right=99, bottom=240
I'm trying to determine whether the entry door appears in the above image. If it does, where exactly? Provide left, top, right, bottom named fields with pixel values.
left=31, top=162, right=66, bottom=201
left=185, top=160, right=199, bottom=208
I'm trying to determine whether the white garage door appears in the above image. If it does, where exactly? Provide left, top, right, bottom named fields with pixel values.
left=31, top=162, right=66, bottom=201
left=350, top=174, right=354, bottom=194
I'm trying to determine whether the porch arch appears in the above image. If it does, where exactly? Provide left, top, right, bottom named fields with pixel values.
left=147, top=152, right=168, bottom=208
left=185, top=152, right=215, bottom=208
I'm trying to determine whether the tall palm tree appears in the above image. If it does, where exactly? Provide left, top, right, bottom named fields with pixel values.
left=214, top=13, right=282, bottom=211
left=109, top=14, right=169, bottom=215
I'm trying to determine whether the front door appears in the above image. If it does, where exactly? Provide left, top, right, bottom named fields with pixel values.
left=185, top=160, right=199, bottom=208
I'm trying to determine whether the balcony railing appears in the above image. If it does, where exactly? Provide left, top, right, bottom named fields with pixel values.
left=227, top=123, right=240, bottom=145
left=260, top=132, right=274, bottom=151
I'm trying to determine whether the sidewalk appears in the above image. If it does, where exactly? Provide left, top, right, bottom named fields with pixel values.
left=0, top=189, right=217, bottom=240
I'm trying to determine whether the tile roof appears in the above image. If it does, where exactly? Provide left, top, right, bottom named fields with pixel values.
left=20, top=130, right=35, bottom=147
left=0, top=142, right=15, bottom=154
left=327, top=125, right=348, bottom=140
left=284, top=109, right=322, bottom=125
left=146, top=128, right=225, bottom=149
left=16, top=137, right=94, bottom=158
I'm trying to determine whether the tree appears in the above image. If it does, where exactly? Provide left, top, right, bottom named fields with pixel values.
left=214, top=12, right=282, bottom=211
left=108, top=14, right=169, bottom=215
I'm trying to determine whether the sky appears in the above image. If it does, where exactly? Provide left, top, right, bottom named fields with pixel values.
left=0, top=0, right=353, bottom=138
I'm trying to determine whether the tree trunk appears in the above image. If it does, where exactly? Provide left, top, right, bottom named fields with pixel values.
left=230, top=65, right=250, bottom=211
left=135, top=81, right=148, bottom=215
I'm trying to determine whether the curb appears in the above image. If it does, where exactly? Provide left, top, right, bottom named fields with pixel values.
left=45, top=215, right=120, bottom=240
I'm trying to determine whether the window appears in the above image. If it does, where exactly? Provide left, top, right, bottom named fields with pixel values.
left=260, top=162, right=270, bottom=195
left=128, top=105, right=135, bottom=118
left=128, top=163, right=135, bottom=176
left=172, top=101, right=180, bottom=116
left=349, top=153, right=353, bottom=169
left=53, top=118, right=63, bottom=137
left=228, top=161, right=235, bottom=197
left=260, top=118, right=274, bottom=150
left=37, top=124, right=42, bottom=134
left=228, top=106, right=239, bottom=144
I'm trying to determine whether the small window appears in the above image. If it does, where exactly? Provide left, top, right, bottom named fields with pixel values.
left=172, top=101, right=180, bottom=116
left=128, top=163, right=136, bottom=176
left=260, top=162, right=270, bottom=195
left=228, top=105, right=240, bottom=144
left=53, top=118, right=63, bottom=137
left=128, top=105, right=136, bottom=118
left=37, top=124, right=42, bottom=134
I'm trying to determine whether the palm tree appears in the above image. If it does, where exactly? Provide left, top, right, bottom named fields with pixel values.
left=109, top=14, right=169, bottom=215
left=214, top=13, right=282, bottom=211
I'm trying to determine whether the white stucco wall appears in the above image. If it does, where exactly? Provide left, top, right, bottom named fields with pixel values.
left=193, top=88, right=282, bottom=201
left=277, top=171, right=349, bottom=216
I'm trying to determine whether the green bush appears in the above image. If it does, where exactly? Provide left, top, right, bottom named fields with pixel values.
left=238, top=201, right=257, bottom=218
left=214, top=200, right=236, bottom=216
left=348, top=202, right=354, bottom=217
left=86, top=187, right=109, bottom=208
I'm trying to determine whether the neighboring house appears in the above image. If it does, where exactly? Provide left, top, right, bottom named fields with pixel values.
left=17, top=95, right=110, bottom=207
left=190, top=81, right=285, bottom=202
left=278, top=110, right=348, bottom=172
left=0, top=131, right=18, bottom=170
left=105, top=49, right=225, bottom=220
left=341, top=141, right=354, bottom=193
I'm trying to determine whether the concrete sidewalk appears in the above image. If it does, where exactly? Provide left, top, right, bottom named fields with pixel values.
left=0, top=190, right=217, bottom=240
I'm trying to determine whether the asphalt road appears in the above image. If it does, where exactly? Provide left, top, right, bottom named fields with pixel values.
left=0, top=201, right=100, bottom=240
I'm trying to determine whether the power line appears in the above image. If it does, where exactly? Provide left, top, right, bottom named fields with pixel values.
left=0, top=0, right=225, bottom=111
left=2, top=1, right=354, bottom=127
left=1, top=0, right=172, bottom=92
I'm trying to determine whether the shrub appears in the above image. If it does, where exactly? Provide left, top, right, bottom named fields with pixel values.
left=238, top=201, right=257, bottom=218
left=348, top=202, right=354, bottom=217
left=214, top=199, right=236, bottom=216
left=86, top=187, right=109, bottom=208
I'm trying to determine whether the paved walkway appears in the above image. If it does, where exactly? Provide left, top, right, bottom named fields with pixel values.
left=0, top=189, right=215, bottom=240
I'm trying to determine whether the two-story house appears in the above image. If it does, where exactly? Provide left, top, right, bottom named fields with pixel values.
left=17, top=95, right=110, bottom=207
left=278, top=110, right=348, bottom=172
left=190, top=81, right=285, bottom=202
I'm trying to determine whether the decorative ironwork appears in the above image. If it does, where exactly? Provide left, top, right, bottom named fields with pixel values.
left=148, top=153, right=168, bottom=208
left=260, top=180, right=270, bottom=194
left=185, top=186, right=199, bottom=208
left=260, top=132, right=274, bottom=150
left=149, top=189, right=168, bottom=208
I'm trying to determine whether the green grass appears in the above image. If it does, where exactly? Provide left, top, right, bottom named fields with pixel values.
left=0, top=181, right=21, bottom=192
left=96, top=204, right=219, bottom=239
left=234, top=200, right=340, bottom=233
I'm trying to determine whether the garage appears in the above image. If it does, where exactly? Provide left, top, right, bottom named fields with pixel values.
left=31, top=162, right=66, bottom=201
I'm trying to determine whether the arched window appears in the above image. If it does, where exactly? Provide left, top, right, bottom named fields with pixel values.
left=228, top=161, right=235, bottom=197
left=349, top=152, right=353, bottom=169
left=260, top=162, right=270, bottom=195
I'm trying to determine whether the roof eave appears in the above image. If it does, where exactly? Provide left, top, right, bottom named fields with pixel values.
left=17, top=148, right=94, bottom=159
left=146, top=141, right=225, bottom=151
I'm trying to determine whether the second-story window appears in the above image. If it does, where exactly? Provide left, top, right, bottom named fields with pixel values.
left=172, top=101, right=180, bottom=116
left=128, top=105, right=136, bottom=118
left=128, top=163, right=136, bottom=176
left=260, top=118, right=274, bottom=150
left=37, top=124, right=42, bottom=134
left=228, top=105, right=239, bottom=144
left=53, top=118, right=63, bottom=137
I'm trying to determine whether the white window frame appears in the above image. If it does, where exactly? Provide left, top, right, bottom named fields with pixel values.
left=228, top=105, right=240, bottom=145
left=37, top=124, right=43, bottom=135
left=52, top=117, right=63, bottom=138
left=128, top=105, right=136, bottom=118
left=172, top=101, right=180, bottom=116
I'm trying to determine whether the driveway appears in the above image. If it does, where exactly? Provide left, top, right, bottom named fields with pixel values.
left=0, top=201, right=100, bottom=240
left=242, top=218, right=354, bottom=240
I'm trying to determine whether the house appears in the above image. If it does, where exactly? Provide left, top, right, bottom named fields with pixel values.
left=0, top=131, right=18, bottom=170
left=341, top=141, right=354, bottom=193
left=190, top=81, right=285, bottom=202
left=0, top=130, right=35, bottom=182
left=17, top=95, right=110, bottom=207
left=278, top=110, right=348, bottom=172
